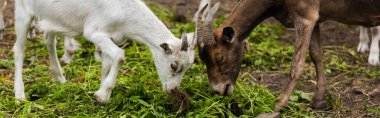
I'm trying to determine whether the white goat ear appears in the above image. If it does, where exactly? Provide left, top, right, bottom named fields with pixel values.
left=160, top=43, right=173, bottom=54
left=186, top=32, right=196, bottom=50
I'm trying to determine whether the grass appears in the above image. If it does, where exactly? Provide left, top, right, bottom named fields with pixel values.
left=1, top=2, right=380, bottom=118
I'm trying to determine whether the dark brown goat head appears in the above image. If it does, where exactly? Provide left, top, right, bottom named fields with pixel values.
left=196, top=2, right=243, bottom=96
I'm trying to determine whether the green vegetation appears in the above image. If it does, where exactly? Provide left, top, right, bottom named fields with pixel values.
left=1, top=3, right=379, bottom=118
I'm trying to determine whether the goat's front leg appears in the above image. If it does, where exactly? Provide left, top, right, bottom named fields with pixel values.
left=61, top=36, right=79, bottom=64
left=13, top=9, right=33, bottom=99
left=45, top=33, right=67, bottom=82
left=274, top=9, right=319, bottom=113
left=358, top=26, right=370, bottom=53
left=86, top=32, right=125, bottom=104
left=309, top=25, right=328, bottom=109
left=368, top=27, right=380, bottom=65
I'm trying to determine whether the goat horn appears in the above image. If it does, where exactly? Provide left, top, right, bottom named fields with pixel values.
left=202, top=2, right=220, bottom=47
left=181, top=32, right=188, bottom=51
left=195, top=3, right=208, bottom=50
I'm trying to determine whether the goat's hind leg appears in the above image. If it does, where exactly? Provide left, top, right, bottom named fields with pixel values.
left=13, top=4, right=33, bottom=99
left=45, top=32, right=67, bottom=82
left=61, top=36, right=79, bottom=64
left=358, top=26, right=370, bottom=53
left=368, top=26, right=380, bottom=65
left=309, top=25, right=328, bottom=109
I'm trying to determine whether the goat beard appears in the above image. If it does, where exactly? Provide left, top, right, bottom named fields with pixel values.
left=169, top=87, right=190, bottom=112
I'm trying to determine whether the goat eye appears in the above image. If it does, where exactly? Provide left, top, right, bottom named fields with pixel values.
left=171, top=63, right=178, bottom=71
left=216, top=55, right=224, bottom=64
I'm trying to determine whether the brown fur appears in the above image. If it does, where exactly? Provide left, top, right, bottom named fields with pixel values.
left=199, top=0, right=380, bottom=115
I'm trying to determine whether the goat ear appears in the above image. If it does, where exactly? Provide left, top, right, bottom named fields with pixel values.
left=160, top=43, right=172, bottom=54
left=221, top=26, right=235, bottom=43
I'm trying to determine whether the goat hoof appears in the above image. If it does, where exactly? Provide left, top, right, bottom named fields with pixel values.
left=357, top=43, right=369, bottom=53
left=255, top=112, right=281, bottom=118
left=368, top=57, right=380, bottom=66
left=94, top=90, right=110, bottom=105
left=60, top=56, right=73, bottom=64
left=311, top=100, right=328, bottom=110
left=53, top=75, right=67, bottom=83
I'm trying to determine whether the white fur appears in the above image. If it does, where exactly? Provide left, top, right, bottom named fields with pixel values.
left=358, top=26, right=370, bottom=53
left=14, top=0, right=196, bottom=103
left=369, top=27, right=380, bottom=65
left=358, top=26, right=380, bottom=66
left=61, top=36, right=79, bottom=64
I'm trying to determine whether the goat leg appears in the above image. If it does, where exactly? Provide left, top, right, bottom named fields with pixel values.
left=309, top=24, right=328, bottom=109
left=274, top=3, right=319, bottom=112
left=45, top=32, right=67, bottom=83
left=358, top=26, right=370, bottom=53
left=368, top=27, right=380, bottom=65
left=13, top=10, right=33, bottom=100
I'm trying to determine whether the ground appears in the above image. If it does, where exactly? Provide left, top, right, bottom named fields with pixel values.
left=0, top=0, right=380, bottom=117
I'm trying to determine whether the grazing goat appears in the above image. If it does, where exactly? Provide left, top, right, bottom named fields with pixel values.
left=13, top=0, right=211, bottom=109
left=358, top=26, right=380, bottom=65
left=196, top=0, right=380, bottom=117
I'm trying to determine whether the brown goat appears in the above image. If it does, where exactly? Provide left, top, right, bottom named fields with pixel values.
left=195, top=0, right=380, bottom=117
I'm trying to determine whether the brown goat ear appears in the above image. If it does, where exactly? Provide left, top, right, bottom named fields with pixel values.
left=160, top=43, right=172, bottom=54
left=221, top=26, right=235, bottom=43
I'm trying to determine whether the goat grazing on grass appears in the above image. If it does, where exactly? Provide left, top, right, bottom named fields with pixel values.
left=13, top=0, right=218, bottom=110
left=358, top=26, right=380, bottom=66
left=195, top=0, right=380, bottom=117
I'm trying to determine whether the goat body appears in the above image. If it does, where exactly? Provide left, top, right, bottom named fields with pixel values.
left=14, top=0, right=196, bottom=106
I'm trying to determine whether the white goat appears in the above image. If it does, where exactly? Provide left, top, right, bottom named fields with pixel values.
left=357, top=26, right=380, bottom=65
left=14, top=0, right=200, bottom=104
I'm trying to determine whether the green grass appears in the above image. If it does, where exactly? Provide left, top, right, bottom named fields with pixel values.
left=1, top=3, right=379, bottom=118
